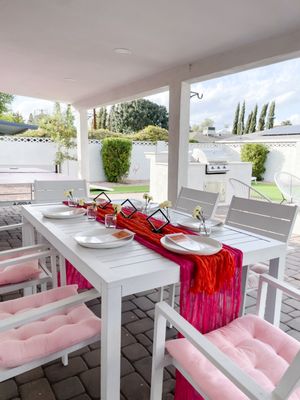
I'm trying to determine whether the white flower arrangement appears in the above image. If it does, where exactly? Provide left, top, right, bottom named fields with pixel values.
left=143, top=193, right=153, bottom=211
left=192, top=205, right=208, bottom=235
left=64, top=189, right=74, bottom=199
left=159, top=200, right=172, bottom=209
left=112, top=203, right=122, bottom=215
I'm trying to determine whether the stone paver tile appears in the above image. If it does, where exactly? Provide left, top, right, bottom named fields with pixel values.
left=134, top=356, right=170, bottom=384
left=70, top=395, right=92, bottom=400
left=15, top=367, right=44, bottom=385
left=121, top=372, right=150, bottom=400
left=284, top=298, right=300, bottom=310
left=163, top=379, right=175, bottom=395
left=286, top=316, right=300, bottom=331
left=52, top=377, right=85, bottom=400
left=122, top=343, right=149, bottom=362
left=133, top=308, right=147, bottom=319
left=121, top=327, right=137, bottom=347
left=287, top=329, right=300, bottom=341
left=122, top=311, right=139, bottom=325
left=126, top=318, right=154, bottom=335
left=0, top=379, right=18, bottom=400
left=19, top=378, right=55, bottom=400
left=89, top=341, right=100, bottom=350
left=80, top=367, right=100, bottom=399
left=70, top=347, right=90, bottom=358
left=121, top=357, right=135, bottom=377
left=44, top=357, right=88, bottom=383
left=135, top=289, right=156, bottom=297
left=83, top=349, right=100, bottom=369
left=132, top=297, right=155, bottom=311
left=136, top=333, right=152, bottom=347
left=122, top=301, right=137, bottom=312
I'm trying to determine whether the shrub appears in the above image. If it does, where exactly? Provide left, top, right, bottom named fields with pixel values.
left=241, top=143, right=269, bottom=181
left=89, top=129, right=121, bottom=140
left=132, top=125, right=168, bottom=142
left=101, top=138, right=132, bottom=182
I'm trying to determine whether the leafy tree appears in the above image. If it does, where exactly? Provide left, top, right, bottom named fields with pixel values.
left=110, top=99, right=168, bottom=133
left=28, top=113, right=34, bottom=124
left=238, top=100, right=245, bottom=135
left=65, top=104, right=75, bottom=127
left=232, top=103, right=240, bottom=135
left=132, top=125, right=168, bottom=142
left=250, top=104, right=258, bottom=133
left=258, top=103, right=269, bottom=131
left=54, top=102, right=62, bottom=118
left=281, top=120, right=292, bottom=126
left=0, top=92, right=14, bottom=115
left=97, top=107, right=108, bottom=129
left=245, top=111, right=252, bottom=134
left=241, top=143, right=269, bottom=181
left=266, top=101, right=276, bottom=129
left=0, top=112, right=24, bottom=123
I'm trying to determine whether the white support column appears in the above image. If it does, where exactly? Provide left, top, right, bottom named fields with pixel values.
left=76, top=108, right=90, bottom=181
left=168, top=81, right=190, bottom=203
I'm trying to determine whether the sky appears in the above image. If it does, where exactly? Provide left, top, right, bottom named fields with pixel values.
left=10, top=56, right=300, bottom=130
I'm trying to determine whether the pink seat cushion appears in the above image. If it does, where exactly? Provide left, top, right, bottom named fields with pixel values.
left=0, top=285, right=101, bottom=368
left=166, top=314, right=300, bottom=400
left=0, top=252, right=40, bottom=286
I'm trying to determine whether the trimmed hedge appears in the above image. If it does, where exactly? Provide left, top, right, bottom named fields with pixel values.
left=241, top=143, right=269, bottom=181
left=101, top=138, right=132, bottom=182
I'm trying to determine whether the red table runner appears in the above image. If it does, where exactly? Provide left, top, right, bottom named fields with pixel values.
left=65, top=204, right=243, bottom=400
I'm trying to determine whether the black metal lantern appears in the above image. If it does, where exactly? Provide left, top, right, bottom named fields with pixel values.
left=120, top=199, right=137, bottom=219
left=146, top=208, right=170, bottom=233
left=93, top=191, right=111, bottom=209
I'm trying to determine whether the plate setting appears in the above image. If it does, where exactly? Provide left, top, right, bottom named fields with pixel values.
left=161, top=233, right=222, bottom=255
left=42, top=206, right=86, bottom=219
left=176, top=218, right=223, bottom=232
left=74, top=228, right=135, bottom=249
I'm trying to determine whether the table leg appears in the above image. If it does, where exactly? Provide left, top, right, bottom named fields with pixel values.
left=22, top=217, right=35, bottom=247
left=265, top=257, right=285, bottom=326
left=239, top=265, right=249, bottom=316
left=101, top=284, right=122, bottom=400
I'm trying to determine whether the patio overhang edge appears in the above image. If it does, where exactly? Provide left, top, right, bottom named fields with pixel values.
left=74, top=27, right=300, bottom=109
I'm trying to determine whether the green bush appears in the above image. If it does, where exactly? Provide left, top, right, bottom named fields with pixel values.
left=132, top=125, right=168, bottom=142
left=241, top=143, right=269, bottom=181
left=101, top=138, right=132, bottom=182
left=89, top=129, right=121, bottom=140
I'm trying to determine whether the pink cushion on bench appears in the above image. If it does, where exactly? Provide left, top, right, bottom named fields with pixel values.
left=0, top=285, right=101, bottom=368
left=166, top=314, right=300, bottom=400
left=0, top=252, right=40, bottom=286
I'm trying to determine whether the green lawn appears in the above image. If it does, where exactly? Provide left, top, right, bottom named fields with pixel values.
left=251, top=182, right=283, bottom=202
left=90, top=184, right=149, bottom=195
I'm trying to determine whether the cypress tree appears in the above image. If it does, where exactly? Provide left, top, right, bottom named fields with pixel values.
left=266, top=101, right=276, bottom=129
left=238, top=100, right=245, bottom=135
left=245, top=111, right=252, bottom=134
left=28, top=113, right=34, bottom=124
left=258, top=103, right=269, bottom=131
left=250, top=104, right=258, bottom=133
left=101, top=108, right=108, bottom=129
left=232, top=102, right=240, bottom=135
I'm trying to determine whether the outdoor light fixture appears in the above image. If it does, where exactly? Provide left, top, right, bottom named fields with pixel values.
left=120, top=199, right=137, bottom=219
left=146, top=209, right=170, bottom=233
left=114, top=48, right=132, bottom=55
left=93, top=192, right=111, bottom=208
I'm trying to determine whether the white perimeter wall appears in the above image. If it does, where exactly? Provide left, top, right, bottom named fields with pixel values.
left=0, top=136, right=298, bottom=183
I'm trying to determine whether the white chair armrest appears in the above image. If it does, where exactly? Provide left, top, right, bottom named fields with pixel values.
left=156, top=302, right=271, bottom=400
left=256, top=274, right=300, bottom=318
left=0, top=288, right=100, bottom=332
left=0, top=223, right=23, bottom=232
left=0, top=248, right=54, bottom=270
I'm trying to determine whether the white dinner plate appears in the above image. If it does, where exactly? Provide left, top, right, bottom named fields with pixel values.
left=161, top=234, right=222, bottom=255
left=42, top=206, right=86, bottom=219
left=74, top=228, right=135, bottom=249
left=177, top=218, right=223, bottom=232
left=111, top=199, right=159, bottom=212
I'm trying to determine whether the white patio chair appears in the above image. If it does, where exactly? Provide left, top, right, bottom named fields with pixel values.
left=0, top=221, right=55, bottom=296
left=0, top=285, right=101, bottom=382
left=150, top=274, right=300, bottom=400
left=226, top=196, right=297, bottom=312
left=229, top=178, right=272, bottom=202
left=33, top=179, right=87, bottom=203
left=174, top=187, right=219, bottom=218
left=274, top=171, right=300, bottom=204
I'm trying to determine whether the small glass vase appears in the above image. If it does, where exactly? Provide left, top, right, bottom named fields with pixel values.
left=199, top=222, right=211, bottom=236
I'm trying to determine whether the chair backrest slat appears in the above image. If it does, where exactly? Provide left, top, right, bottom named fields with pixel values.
left=175, top=187, right=219, bottom=218
left=225, top=196, right=297, bottom=242
left=34, top=180, right=87, bottom=202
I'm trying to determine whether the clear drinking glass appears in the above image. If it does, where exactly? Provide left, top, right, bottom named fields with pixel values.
left=105, top=214, right=117, bottom=228
left=87, top=206, right=96, bottom=221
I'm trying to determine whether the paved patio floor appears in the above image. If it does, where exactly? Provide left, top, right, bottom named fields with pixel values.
left=0, top=205, right=299, bottom=400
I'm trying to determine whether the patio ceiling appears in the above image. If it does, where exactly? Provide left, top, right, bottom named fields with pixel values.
left=0, top=0, right=300, bottom=108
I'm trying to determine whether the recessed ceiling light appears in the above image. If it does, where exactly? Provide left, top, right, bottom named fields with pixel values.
left=114, top=48, right=132, bottom=55
left=64, top=77, right=76, bottom=82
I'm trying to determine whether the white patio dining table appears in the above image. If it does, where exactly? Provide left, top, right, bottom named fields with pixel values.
left=21, top=203, right=287, bottom=400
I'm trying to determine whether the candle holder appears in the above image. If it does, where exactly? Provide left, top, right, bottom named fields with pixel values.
left=93, top=191, right=111, bottom=209
left=121, top=199, right=137, bottom=219
left=146, top=209, right=170, bottom=233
